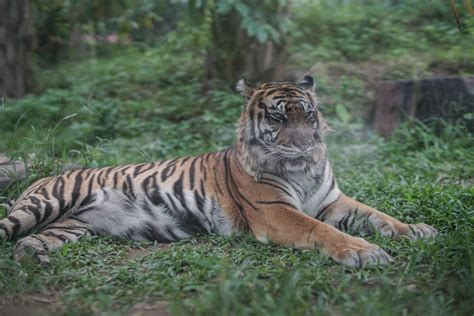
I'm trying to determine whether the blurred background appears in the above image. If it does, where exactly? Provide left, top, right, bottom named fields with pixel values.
left=0, top=0, right=473, bottom=165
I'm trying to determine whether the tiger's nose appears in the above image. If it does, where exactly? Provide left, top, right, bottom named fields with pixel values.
left=292, top=140, right=312, bottom=151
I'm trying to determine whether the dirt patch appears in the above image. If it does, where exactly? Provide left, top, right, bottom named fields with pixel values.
left=0, top=304, right=53, bottom=316
left=127, top=244, right=170, bottom=260
left=128, top=301, right=169, bottom=316
left=0, top=294, right=59, bottom=316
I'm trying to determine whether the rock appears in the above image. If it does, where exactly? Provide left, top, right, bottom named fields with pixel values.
left=373, top=76, right=474, bottom=136
left=0, top=155, right=27, bottom=189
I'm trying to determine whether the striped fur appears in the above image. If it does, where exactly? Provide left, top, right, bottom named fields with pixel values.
left=0, top=76, right=437, bottom=268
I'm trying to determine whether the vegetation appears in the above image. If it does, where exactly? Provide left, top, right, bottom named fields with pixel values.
left=1, top=1, right=473, bottom=315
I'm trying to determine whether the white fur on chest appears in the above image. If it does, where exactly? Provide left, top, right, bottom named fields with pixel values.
left=283, top=160, right=341, bottom=217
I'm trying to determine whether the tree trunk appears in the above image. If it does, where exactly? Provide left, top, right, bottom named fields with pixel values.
left=0, top=0, right=35, bottom=98
left=205, top=6, right=288, bottom=85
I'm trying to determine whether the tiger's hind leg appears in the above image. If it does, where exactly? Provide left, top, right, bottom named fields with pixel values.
left=13, top=218, right=90, bottom=266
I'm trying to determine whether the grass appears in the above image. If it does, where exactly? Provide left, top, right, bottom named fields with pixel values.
left=1, top=120, right=473, bottom=315
left=1, top=2, right=474, bottom=315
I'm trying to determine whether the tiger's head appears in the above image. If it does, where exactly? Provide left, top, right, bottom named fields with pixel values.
left=236, top=76, right=328, bottom=180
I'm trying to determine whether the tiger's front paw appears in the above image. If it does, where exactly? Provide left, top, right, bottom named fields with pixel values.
left=328, top=236, right=392, bottom=268
left=402, top=223, right=438, bottom=240
left=378, top=221, right=437, bottom=240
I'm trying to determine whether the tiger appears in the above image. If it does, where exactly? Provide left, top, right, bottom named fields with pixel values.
left=0, top=76, right=437, bottom=268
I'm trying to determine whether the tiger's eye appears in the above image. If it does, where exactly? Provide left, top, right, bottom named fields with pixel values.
left=268, top=113, right=286, bottom=123
left=305, top=112, right=316, bottom=124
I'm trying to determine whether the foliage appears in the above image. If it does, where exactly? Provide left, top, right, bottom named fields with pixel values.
left=32, top=0, right=186, bottom=61
left=211, top=0, right=292, bottom=44
left=290, top=1, right=474, bottom=74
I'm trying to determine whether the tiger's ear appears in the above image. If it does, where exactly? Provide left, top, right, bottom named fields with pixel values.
left=236, top=78, right=255, bottom=101
left=297, top=75, right=315, bottom=92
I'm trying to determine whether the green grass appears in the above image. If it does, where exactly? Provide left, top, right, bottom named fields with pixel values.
left=1, top=3, right=474, bottom=314
left=1, top=120, right=473, bottom=315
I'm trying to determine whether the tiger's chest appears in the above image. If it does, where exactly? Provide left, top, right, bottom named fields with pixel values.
left=272, top=161, right=341, bottom=218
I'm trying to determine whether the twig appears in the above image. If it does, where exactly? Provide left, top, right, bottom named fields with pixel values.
left=451, top=0, right=461, bottom=30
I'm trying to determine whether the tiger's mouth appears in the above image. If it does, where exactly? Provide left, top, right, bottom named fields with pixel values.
left=280, top=156, right=310, bottom=172
left=274, top=142, right=325, bottom=173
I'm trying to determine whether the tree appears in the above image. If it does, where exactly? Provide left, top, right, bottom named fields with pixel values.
left=194, top=0, right=292, bottom=84
left=0, top=0, right=35, bottom=98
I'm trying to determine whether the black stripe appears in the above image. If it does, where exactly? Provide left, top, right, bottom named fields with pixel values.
left=165, top=226, right=180, bottom=241
left=8, top=215, right=21, bottom=237
left=96, top=168, right=107, bottom=186
left=142, top=171, right=159, bottom=198
left=340, top=210, right=352, bottom=231
left=52, top=177, right=66, bottom=211
left=42, top=200, right=53, bottom=223
left=140, top=223, right=171, bottom=242
left=259, top=180, right=292, bottom=197
left=161, top=159, right=177, bottom=182
left=25, top=205, right=41, bottom=224
left=119, top=165, right=133, bottom=175
left=68, top=217, right=89, bottom=225
left=71, top=170, right=86, bottom=207
left=363, top=213, right=373, bottom=233
left=47, top=227, right=85, bottom=237
left=74, top=205, right=97, bottom=217
left=142, top=200, right=158, bottom=219
left=223, top=151, right=250, bottom=231
left=40, top=187, right=50, bottom=200
left=173, top=172, right=192, bottom=213
left=125, top=174, right=136, bottom=199
left=132, top=163, right=147, bottom=177
left=200, top=178, right=206, bottom=199
left=165, top=193, right=179, bottom=214
left=256, top=200, right=296, bottom=209
left=349, top=208, right=358, bottom=230
left=137, top=162, right=155, bottom=176
left=189, top=157, right=197, bottom=190
left=43, top=231, right=69, bottom=242
left=30, top=235, right=50, bottom=251
left=29, top=196, right=42, bottom=219
left=180, top=157, right=191, bottom=166
left=112, top=172, right=119, bottom=189
left=149, top=186, right=167, bottom=207
left=87, top=173, right=96, bottom=196
left=315, top=196, right=340, bottom=220
left=267, top=172, right=304, bottom=199
left=194, top=190, right=205, bottom=213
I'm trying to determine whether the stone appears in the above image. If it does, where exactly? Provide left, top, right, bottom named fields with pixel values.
left=0, top=155, right=27, bottom=189
left=373, top=76, right=474, bottom=136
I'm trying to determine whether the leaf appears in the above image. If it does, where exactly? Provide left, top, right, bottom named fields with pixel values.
left=462, top=112, right=474, bottom=120
left=216, top=0, right=233, bottom=14
left=266, top=25, right=280, bottom=44
left=335, top=104, right=351, bottom=124
left=256, top=26, right=268, bottom=43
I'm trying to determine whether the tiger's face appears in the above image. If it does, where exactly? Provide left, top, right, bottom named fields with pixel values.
left=236, top=76, right=327, bottom=177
